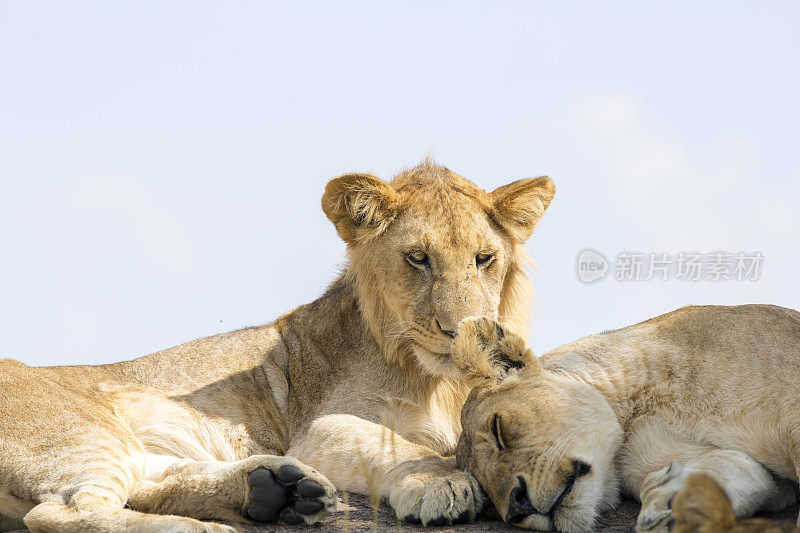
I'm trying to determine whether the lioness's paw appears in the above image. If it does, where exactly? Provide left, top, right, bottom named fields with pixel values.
left=389, top=468, right=484, bottom=526
left=242, top=456, right=337, bottom=526
left=637, top=463, right=686, bottom=532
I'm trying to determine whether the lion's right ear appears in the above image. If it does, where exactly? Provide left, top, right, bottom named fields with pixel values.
left=321, top=173, right=399, bottom=244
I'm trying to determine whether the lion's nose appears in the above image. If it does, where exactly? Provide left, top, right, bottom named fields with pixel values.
left=506, top=476, right=539, bottom=523
left=434, top=318, right=455, bottom=338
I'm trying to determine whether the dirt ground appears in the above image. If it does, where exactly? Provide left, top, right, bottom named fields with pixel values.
left=242, top=493, right=796, bottom=532
left=8, top=493, right=798, bottom=532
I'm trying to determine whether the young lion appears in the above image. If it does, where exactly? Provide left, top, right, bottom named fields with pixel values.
left=0, top=159, right=555, bottom=532
left=454, top=305, right=800, bottom=532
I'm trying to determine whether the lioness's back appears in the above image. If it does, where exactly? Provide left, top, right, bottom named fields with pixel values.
left=543, top=304, right=800, bottom=439
left=548, top=304, right=800, bottom=368
left=641, top=304, right=800, bottom=364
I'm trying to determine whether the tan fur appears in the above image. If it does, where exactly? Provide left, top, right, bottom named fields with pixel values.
left=0, top=159, right=555, bottom=531
left=455, top=305, right=800, bottom=532
left=673, top=473, right=799, bottom=533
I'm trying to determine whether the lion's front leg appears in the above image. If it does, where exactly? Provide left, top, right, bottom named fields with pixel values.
left=386, top=455, right=483, bottom=526
left=128, top=454, right=337, bottom=526
left=288, top=414, right=485, bottom=526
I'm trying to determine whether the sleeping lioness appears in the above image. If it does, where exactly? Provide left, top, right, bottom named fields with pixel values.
left=453, top=305, right=800, bottom=532
left=0, top=159, right=555, bottom=532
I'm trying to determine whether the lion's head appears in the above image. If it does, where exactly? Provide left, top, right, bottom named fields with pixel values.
left=452, top=318, right=623, bottom=532
left=321, top=159, right=554, bottom=377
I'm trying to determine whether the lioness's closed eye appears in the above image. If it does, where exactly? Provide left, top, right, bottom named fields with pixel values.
left=454, top=304, right=800, bottom=533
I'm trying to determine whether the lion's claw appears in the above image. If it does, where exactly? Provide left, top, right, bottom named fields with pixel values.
left=390, top=464, right=484, bottom=527
left=637, top=463, right=684, bottom=532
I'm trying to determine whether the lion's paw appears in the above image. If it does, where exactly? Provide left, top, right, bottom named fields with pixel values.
left=637, top=463, right=687, bottom=532
left=241, top=456, right=337, bottom=526
left=457, top=316, right=507, bottom=347
left=453, top=317, right=529, bottom=379
left=389, top=468, right=484, bottom=526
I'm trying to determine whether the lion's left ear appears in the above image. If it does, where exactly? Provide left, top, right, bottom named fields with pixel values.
left=321, top=173, right=399, bottom=244
left=489, top=176, right=555, bottom=242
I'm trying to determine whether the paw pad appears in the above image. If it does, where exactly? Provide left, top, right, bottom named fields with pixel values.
left=246, top=466, right=329, bottom=524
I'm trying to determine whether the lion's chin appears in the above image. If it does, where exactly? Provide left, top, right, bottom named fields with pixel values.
left=512, top=505, right=597, bottom=533
left=515, top=514, right=553, bottom=530
left=551, top=505, right=599, bottom=533
left=409, top=342, right=461, bottom=379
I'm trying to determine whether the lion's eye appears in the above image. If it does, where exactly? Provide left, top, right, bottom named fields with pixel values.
left=406, top=251, right=429, bottom=267
left=491, top=413, right=506, bottom=450
left=476, top=253, right=494, bottom=267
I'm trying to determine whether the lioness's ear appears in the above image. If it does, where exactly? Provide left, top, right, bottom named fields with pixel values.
left=321, top=173, right=399, bottom=244
left=489, top=177, right=555, bottom=242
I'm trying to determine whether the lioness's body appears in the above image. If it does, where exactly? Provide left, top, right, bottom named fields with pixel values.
left=456, top=305, right=800, bottom=532
left=0, top=160, right=555, bottom=532
left=550, top=304, right=800, bottom=484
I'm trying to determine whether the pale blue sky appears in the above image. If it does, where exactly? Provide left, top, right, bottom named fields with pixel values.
left=1, top=1, right=798, bottom=365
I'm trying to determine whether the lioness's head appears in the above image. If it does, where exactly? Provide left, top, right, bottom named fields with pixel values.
left=321, top=159, right=554, bottom=377
left=453, top=318, right=623, bottom=532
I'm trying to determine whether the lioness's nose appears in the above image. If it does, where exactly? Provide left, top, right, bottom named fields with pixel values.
left=434, top=318, right=455, bottom=338
left=506, top=476, right=539, bottom=523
